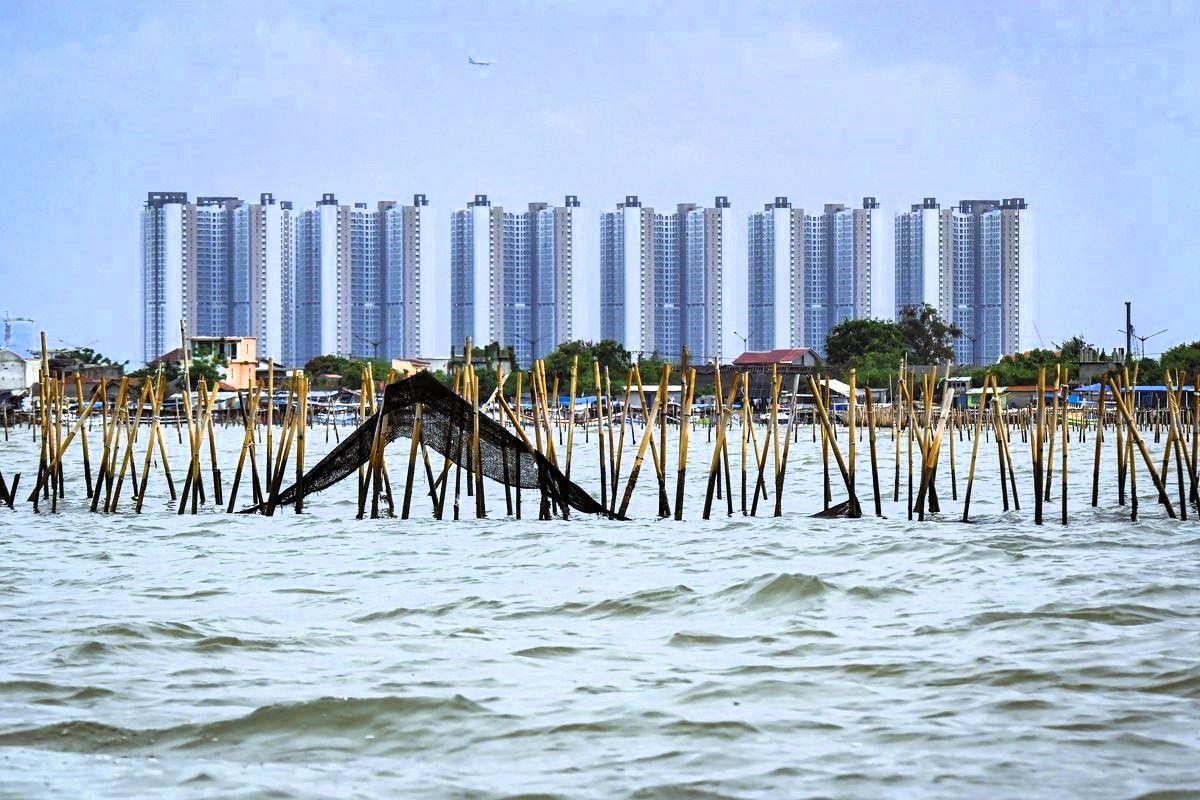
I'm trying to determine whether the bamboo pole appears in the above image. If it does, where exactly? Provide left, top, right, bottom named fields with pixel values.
left=775, top=374, right=802, bottom=518
left=749, top=373, right=780, bottom=517
left=617, top=381, right=664, bottom=519
left=864, top=382, right=882, bottom=517
left=226, top=382, right=258, bottom=513
left=740, top=373, right=749, bottom=515
left=1091, top=382, right=1106, bottom=507
left=914, top=383, right=955, bottom=521
left=594, top=360, right=608, bottom=513
left=962, top=373, right=994, bottom=522
left=1107, top=375, right=1175, bottom=518
left=401, top=402, right=423, bottom=519
left=673, top=366, right=696, bottom=520
left=806, top=374, right=861, bottom=517
left=75, top=374, right=93, bottom=497
left=565, top=355, right=578, bottom=482
left=610, top=368, right=634, bottom=515
left=703, top=369, right=738, bottom=519
left=848, top=368, right=857, bottom=508
left=295, top=373, right=307, bottom=514
left=134, top=370, right=167, bottom=513
left=1061, top=371, right=1069, bottom=525
left=472, top=362, right=486, bottom=519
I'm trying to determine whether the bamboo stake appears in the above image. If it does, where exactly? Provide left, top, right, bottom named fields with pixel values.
left=1091, top=382, right=1106, bottom=506
left=806, top=374, right=861, bottom=517
left=402, top=402, right=423, bottom=519
left=135, top=370, right=167, bottom=513
left=774, top=374, right=802, bottom=517
left=594, top=360, right=608, bottom=513
left=565, top=355, right=578, bottom=481
left=864, top=383, right=881, bottom=517
left=673, top=366, right=696, bottom=520
left=295, top=373, right=307, bottom=514
left=740, top=373, right=749, bottom=515
left=617, top=382, right=663, bottom=519
left=1107, top=375, right=1175, bottom=518
left=472, top=362, right=486, bottom=519
left=703, top=370, right=738, bottom=519
left=610, top=368, right=634, bottom=514
left=962, top=374, right=994, bottom=522
left=749, top=373, right=780, bottom=517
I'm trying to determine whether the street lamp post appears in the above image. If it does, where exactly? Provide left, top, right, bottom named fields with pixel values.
left=731, top=330, right=750, bottom=354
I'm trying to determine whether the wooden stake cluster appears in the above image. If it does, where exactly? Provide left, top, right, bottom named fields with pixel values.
left=7, top=324, right=1199, bottom=526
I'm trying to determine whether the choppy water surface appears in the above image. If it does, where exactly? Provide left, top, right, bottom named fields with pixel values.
left=1, top=422, right=1198, bottom=798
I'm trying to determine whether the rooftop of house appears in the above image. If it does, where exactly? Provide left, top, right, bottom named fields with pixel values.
left=732, top=348, right=821, bottom=366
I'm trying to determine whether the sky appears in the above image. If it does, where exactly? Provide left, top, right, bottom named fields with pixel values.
left=0, top=0, right=1195, bottom=363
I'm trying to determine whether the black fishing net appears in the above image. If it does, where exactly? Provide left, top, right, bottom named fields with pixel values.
left=245, top=371, right=609, bottom=517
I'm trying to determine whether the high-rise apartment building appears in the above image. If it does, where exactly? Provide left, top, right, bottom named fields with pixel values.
left=745, top=197, right=878, bottom=354
left=449, top=195, right=577, bottom=366
left=142, top=192, right=189, bottom=363
left=895, top=197, right=1031, bottom=365
left=600, top=196, right=732, bottom=360
left=289, top=193, right=427, bottom=366
left=142, top=192, right=292, bottom=363
left=144, top=190, right=425, bottom=368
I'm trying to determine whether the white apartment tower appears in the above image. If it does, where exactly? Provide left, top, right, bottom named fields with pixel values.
left=746, top=197, right=878, bottom=354
left=895, top=197, right=1032, bottom=365
left=449, top=195, right=577, bottom=366
left=600, top=196, right=733, bottom=361
left=287, top=193, right=427, bottom=366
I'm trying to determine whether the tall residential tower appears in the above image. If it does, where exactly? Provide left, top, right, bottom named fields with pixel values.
left=144, top=190, right=426, bottom=368
left=600, top=196, right=732, bottom=360
left=895, top=197, right=1032, bottom=365
left=449, top=195, right=577, bottom=365
left=745, top=197, right=878, bottom=354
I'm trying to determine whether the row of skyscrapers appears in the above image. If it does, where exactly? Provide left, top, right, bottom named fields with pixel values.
left=141, top=192, right=1031, bottom=368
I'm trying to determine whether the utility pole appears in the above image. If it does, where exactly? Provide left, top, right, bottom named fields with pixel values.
left=1125, top=301, right=1133, bottom=363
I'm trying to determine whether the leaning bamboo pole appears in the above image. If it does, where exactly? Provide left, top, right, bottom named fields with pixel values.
left=774, top=374, right=802, bottom=518
left=617, top=382, right=664, bottom=519
left=134, top=370, right=167, bottom=513
left=961, top=373, right=994, bottom=522
left=864, top=382, right=882, bottom=517
left=1107, top=374, right=1175, bottom=518
left=806, top=373, right=861, bottom=517
left=703, top=369, right=738, bottom=519
left=565, top=355, right=578, bottom=483
left=1091, top=382, right=1106, bottom=507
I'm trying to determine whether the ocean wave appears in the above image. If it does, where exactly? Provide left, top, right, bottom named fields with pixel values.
left=712, top=572, right=832, bottom=607
left=0, top=694, right=495, bottom=757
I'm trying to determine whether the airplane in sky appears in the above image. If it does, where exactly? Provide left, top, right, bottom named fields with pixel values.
left=468, top=56, right=495, bottom=67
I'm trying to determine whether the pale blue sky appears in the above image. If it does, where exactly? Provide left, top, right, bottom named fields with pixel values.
left=0, top=1, right=1194, bottom=362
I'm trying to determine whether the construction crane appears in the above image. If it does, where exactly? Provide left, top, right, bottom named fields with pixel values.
left=3, top=311, right=35, bottom=349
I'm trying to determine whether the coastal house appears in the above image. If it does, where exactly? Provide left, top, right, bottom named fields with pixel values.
left=731, top=348, right=825, bottom=399
left=153, top=336, right=259, bottom=388
left=965, top=386, right=1010, bottom=410
left=0, top=348, right=37, bottom=393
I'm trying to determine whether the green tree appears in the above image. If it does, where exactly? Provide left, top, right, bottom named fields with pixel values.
left=542, top=339, right=632, bottom=392
left=1131, top=356, right=1164, bottom=385
left=824, top=318, right=907, bottom=365
left=54, top=346, right=126, bottom=367
left=304, top=355, right=392, bottom=388
left=130, top=356, right=223, bottom=389
left=898, top=304, right=962, bottom=364
left=1161, top=341, right=1200, bottom=377
left=1054, top=334, right=1093, bottom=363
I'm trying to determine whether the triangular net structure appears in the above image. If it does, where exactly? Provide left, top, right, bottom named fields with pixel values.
left=244, top=371, right=609, bottom=517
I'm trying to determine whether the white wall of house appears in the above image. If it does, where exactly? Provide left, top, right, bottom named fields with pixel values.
left=0, top=349, right=32, bottom=392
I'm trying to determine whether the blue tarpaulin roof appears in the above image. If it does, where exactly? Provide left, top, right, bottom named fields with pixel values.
left=1077, top=384, right=1193, bottom=393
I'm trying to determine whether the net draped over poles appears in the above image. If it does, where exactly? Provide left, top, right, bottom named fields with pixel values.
left=244, top=371, right=609, bottom=517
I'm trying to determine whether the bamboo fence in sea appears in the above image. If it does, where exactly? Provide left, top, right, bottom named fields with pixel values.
left=1, top=328, right=1197, bottom=526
